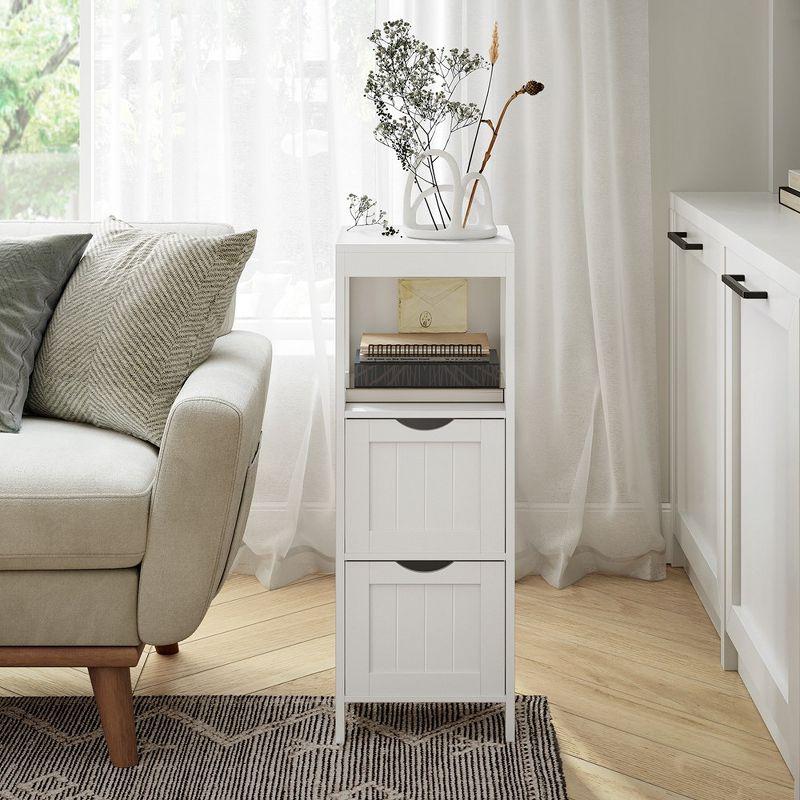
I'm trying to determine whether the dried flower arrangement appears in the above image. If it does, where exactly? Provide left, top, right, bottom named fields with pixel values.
left=365, top=20, right=486, bottom=231
left=347, top=19, right=544, bottom=237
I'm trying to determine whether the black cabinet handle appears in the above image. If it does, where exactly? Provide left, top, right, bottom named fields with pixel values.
left=721, top=274, right=768, bottom=299
left=396, top=560, right=453, bottom=572
left=668, top=231, right=703, bottom=250
left=397, top=418, right=453, bottom=430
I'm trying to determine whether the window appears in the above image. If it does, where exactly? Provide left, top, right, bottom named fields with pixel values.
left=0, top=0, right=80, bottom=219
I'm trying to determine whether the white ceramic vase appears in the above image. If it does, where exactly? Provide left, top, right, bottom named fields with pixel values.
left=401, top=149, right=497, bottom=240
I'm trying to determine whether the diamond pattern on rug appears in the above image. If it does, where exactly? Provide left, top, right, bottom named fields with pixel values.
left=0, top=695, right=567, bottom=800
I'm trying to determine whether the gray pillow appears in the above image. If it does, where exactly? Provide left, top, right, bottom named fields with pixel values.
left=0, top=234, right=92, bottom=433
left=26, top=219, right=257, bottom=446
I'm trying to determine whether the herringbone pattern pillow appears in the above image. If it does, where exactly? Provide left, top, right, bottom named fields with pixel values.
left=27, top=219, right=257, bottom=446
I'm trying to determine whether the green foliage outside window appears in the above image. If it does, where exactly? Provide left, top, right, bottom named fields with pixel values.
left=0, top=0, right=80, bottom=219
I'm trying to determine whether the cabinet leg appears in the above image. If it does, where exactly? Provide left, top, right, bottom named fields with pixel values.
left=505, top=696, right=515, bottom=743
left=335, top=699, right=345, bottom=744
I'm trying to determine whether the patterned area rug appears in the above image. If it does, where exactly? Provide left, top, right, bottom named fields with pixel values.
left=0, top=695, right=567, bottom=799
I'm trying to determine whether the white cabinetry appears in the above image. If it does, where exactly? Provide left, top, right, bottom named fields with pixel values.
left=335, top=228, right=515, bottom=744
left=725, top=250, right=800, bottom=771
left=670, top=192, right=800, bottom=786
left=671, top=219, right=726, bottom=631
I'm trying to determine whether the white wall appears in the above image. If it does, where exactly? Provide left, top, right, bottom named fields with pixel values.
left=770, top=0, right=800, bottom=191
left=649, top=0, right=771, bottom=501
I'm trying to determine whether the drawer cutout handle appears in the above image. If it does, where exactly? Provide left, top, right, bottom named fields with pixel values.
left=396, top=560, right=454, bottom=573
left=721, top=274, right=768, bottom=299
left=667, top=231, right=703, bottom=251
left=397, top=418, right=453, bottom=431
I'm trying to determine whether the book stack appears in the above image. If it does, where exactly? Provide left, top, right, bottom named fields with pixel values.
left=353, top=332, right=500, bottom=389
left=778, top=170, right=800, bottom=214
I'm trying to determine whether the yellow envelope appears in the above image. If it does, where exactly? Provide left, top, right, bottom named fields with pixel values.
left=397, top=278, right=468, bottom=333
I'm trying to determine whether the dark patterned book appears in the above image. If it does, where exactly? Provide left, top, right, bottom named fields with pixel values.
left=353, top=349, right=500, bottom=388
left=779, top=186, right=800, bottom=214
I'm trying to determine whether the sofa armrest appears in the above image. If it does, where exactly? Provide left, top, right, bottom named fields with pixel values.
left=137, top=331, right=272, bottom=645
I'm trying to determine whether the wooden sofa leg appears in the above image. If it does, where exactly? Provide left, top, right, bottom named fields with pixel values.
left=88, top=666, right=138, bottom=767
left=155, top=643, right=179, bottom=656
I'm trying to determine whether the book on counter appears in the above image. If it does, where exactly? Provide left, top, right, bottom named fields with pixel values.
left=353, top=349, right=500, bottom=388
left=359, top=332, right=489, bottom=360
left=779, top=185, right=800, bottom=214
left=354, top=332, right=499, bottom=389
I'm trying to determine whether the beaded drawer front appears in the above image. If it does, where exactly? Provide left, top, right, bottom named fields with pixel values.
left=345, top=418, right=505, bottom=555
left=344, top=561, right=505, bottom=698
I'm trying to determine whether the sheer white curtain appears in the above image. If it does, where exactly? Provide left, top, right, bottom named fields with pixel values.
left=392, top=0, right=663, bottom=587
left=91, top=0, right=663, bottom=589
left=91, top=0, right=378, bottom=587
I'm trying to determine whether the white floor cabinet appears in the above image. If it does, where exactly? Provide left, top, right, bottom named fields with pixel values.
left=334, top=228, right=515, bottom=744
left=670, top=192, right=800, bottom=788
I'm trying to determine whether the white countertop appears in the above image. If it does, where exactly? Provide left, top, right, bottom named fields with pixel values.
left=336, top=224, right=514, bottom=253
left=672, top=192, right=800, bottom=276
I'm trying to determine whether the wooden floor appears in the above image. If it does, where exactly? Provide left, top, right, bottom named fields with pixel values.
left=0, top=567, right=793, bottom=799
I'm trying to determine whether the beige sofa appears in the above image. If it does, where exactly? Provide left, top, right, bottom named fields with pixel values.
left=0, top=222, right=272, bottom=766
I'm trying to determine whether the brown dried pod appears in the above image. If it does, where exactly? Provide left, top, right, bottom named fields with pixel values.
left=463, top=78, right=546, bottom=225
left=522, top=80, right=545, bottom=96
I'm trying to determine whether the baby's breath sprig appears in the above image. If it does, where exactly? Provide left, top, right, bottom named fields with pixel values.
left=346, top=193, right=398, bottom=236
left=346, top=193, right=386, bottom=230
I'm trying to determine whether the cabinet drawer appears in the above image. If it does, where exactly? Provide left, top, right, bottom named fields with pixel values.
left=345, top=419, right=504, bottom=554
left=672, top=211, right=724, bottom=276
left=344, top=560, right=505, bottom=698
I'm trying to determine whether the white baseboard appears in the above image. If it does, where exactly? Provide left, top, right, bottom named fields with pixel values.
left=661, top=502, right=682, bottom=567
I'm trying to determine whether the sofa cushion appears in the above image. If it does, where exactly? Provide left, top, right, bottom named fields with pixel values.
left=0, top=417, right=157, bottom=570
left=0, top=233, right=92, bottom=433
left=26, top=218, right=256, bottom=446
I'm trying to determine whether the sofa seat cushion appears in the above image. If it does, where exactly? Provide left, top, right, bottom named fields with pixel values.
left=0, top=417, right=157, bottom=570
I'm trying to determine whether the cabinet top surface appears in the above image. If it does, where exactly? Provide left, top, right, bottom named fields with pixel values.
left=671, top=192, right=800, bottom=274
left=336, top=225, right=514, bottom=253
